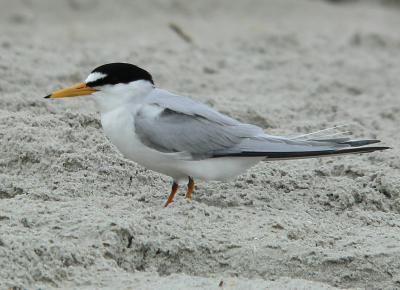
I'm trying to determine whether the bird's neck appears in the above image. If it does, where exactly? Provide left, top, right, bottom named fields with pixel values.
left=93, top=80, right=154, bottom=113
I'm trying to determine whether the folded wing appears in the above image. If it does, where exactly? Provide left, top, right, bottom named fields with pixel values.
left=134, top=89, right=389, bottom=160
left=134, top=89, right=263, bottom=159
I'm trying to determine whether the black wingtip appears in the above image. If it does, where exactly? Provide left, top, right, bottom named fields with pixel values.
left=44, top=95, right=51, bottom=99
left=379, top=146, right=392, bottom=151
left=212, top=146, right=391, bottom=159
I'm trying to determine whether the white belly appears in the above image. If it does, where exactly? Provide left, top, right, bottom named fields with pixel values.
left=100, top=107, right=262, bottom=182
left=174, top=156, right=263, bottom=182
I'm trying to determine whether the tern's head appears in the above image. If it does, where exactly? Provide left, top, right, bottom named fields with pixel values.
left=45, top=63, right=155, bottom=105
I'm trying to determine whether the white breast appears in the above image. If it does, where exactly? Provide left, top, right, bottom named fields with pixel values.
left=100, top=105, right=188, bottom=180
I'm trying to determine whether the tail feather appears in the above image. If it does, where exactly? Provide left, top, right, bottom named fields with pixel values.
left=289, top=124, right=349, bottom=141
left=310, top=138, right=381, bottom=147
left=339, top=139, right=381, bottom=147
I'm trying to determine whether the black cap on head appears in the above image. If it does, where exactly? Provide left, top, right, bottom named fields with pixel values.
left=86, top=63, right=154, bottom=87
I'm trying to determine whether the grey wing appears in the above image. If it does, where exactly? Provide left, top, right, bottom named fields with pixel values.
left=134, top=89, right=264, bottom=160
left=135, top=89, right=388, bottom=160
left=145, top=88, right=250, bottom=126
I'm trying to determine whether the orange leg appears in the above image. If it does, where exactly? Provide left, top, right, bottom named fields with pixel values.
left=186, top=176, right=194, bottom=199
left=164, top=182, right=178, bottom=207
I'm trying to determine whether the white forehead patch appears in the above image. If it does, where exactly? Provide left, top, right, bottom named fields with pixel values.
left=85, top=72, right=107, bottom=83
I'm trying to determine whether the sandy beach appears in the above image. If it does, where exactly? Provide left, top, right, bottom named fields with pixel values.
left=1, top=0, right=400, bottom=289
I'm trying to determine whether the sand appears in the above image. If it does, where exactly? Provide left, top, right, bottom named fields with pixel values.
left=0, top=0, right=400, bottom=289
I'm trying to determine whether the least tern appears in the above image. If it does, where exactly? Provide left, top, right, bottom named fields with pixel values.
left=45, top=63, right=389, bottom=207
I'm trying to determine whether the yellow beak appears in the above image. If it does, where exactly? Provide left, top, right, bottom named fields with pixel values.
left=45, top=82, right=97, bottom=99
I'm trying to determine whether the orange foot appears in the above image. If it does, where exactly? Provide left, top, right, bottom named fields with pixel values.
left=164, top=182, right=178, bottom=207
left=186, top=176, right=194, bottom=199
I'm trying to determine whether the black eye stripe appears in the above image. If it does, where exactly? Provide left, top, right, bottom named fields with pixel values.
left=87, top=63, right=154, bottom=87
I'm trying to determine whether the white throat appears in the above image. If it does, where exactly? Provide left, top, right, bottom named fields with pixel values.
left=92, top=80, right=154, bottom=113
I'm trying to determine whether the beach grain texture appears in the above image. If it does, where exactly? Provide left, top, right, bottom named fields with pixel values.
left=0, top=0, right=399, bottom=289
